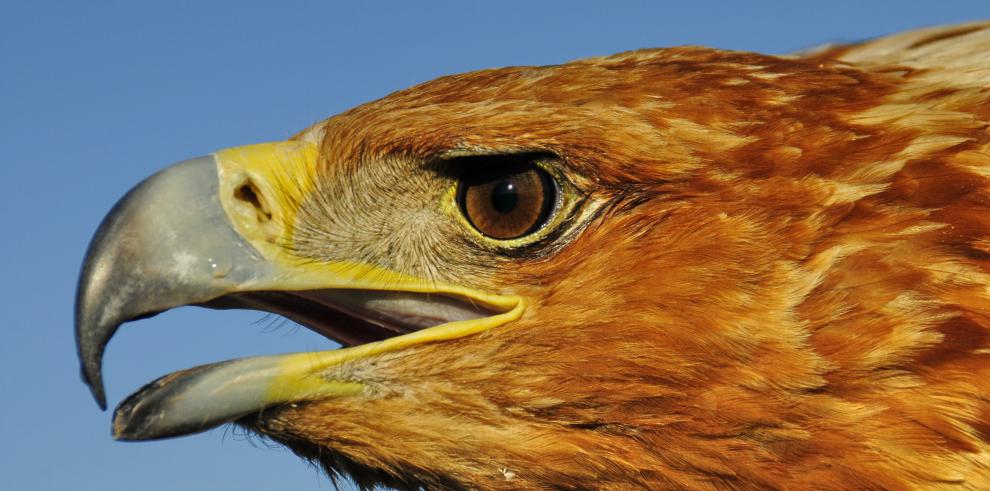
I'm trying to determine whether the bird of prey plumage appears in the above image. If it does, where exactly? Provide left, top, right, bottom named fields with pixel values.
left=77, top=23, right=990, bottom=489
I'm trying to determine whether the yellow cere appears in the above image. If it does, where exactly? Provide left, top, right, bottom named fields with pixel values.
left=214, top=141, right=319, bottom=256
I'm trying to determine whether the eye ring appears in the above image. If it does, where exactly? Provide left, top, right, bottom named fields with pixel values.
left=456, top=159, right=558, bottom=240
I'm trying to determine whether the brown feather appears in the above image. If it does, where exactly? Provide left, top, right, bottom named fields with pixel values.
left=246, top=23, right=990, bottom=489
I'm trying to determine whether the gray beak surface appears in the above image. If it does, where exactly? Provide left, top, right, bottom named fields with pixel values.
left=75, top=156, right=273, bottom=409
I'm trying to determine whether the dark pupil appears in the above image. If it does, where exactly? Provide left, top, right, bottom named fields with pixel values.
left=490, top=180, right=518, bottom=213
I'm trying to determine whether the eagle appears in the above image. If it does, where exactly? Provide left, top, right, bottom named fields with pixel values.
left=77, top=22, right=990, bottom=489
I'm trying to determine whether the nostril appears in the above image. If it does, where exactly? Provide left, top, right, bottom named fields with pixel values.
left=233, top=178, right=272, bottom=223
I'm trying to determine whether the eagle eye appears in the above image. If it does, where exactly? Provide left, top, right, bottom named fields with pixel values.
left=456, top=157, right=558, bottom=240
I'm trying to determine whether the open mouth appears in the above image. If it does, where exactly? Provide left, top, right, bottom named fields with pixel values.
left=74, top=146, right=526, bottom=442
left=102, top=287, right=517, bottom=441
left=204, top=289, right=504, bottom=348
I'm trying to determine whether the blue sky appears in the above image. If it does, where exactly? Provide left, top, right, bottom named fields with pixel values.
left=3, top=2, right=989, bottom=489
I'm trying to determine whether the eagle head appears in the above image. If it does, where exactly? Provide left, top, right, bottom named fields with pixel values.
left=77, top=23, right=990, bottom=489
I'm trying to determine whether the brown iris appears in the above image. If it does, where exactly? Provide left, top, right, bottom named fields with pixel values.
left=457, top=160, right=557, bottom=240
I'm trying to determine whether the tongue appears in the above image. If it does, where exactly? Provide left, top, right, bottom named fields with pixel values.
left=297, top=290, right=497, bottom=331
left=203, top=290, right=499, bottom=347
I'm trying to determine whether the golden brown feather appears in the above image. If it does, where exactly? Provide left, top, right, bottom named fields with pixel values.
left=222, top=23, right=990, bottom=489
left=159, top=23, right=990, bottom=489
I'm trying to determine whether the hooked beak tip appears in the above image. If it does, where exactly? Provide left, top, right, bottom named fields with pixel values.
left=73, top=154, right=235, bottom=413
left=82, top=366, right=108, bottom=411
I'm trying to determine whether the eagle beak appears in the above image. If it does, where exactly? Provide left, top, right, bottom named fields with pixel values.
left=75, top=153, right=263, bottom=410
left=76, top=142, right=524, bottom=440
